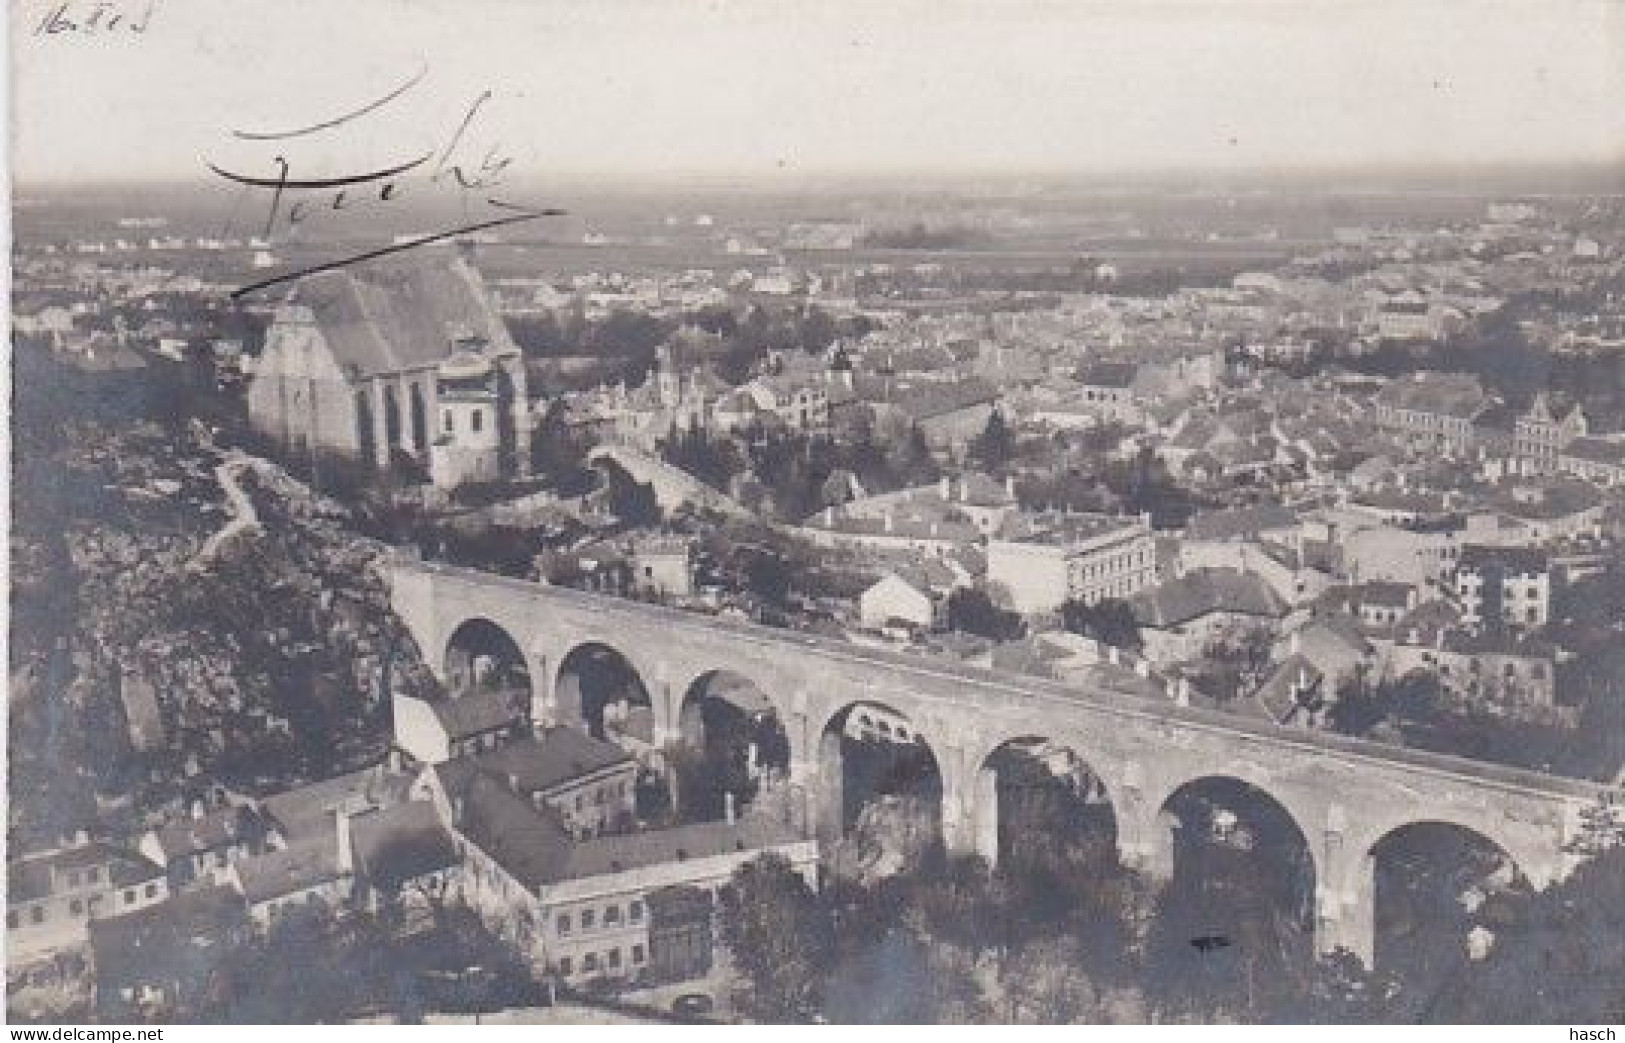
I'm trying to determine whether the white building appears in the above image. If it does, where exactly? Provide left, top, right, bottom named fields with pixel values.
left=988, top=512, right=1157, bottom=614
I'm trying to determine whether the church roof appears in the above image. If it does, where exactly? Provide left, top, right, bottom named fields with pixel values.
left=288, top=251, right=516, bottom=380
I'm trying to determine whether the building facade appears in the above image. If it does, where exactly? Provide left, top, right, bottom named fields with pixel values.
left=246, top=250, right=530, bottom=489
left=988, top=512, right=1157, bottom=614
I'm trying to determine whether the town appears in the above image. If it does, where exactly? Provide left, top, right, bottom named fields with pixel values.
left=8, top=176, right=1625, bottom=1024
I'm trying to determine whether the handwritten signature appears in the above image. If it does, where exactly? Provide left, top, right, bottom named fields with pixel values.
left=34, top=0, right=156, bottom=36
left=207, top=65, right=564, bottom=299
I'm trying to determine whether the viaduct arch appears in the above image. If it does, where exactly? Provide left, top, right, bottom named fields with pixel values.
left=392, top=556, right=1609, bottom=967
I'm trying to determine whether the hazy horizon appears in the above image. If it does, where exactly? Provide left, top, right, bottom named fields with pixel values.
left=12, top=0, right=1623, bottom=187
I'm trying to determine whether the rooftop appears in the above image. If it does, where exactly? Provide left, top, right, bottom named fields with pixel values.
left=278, top=251, right=516, bottom=380
left=995, top=510, right=1146, bottom=547
left=1131, top=568, right=1288, bottom=629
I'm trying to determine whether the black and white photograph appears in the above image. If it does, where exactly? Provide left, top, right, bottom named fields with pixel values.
left=5, top=0, right=1624, bottom=1028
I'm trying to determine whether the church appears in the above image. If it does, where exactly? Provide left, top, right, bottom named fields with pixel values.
left=246, top=249, right=531, bottom=489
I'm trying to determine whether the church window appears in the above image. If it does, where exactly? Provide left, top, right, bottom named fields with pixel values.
left=472, top=409, right=484, bottom=433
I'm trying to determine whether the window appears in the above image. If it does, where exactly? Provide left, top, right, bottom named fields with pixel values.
left=65, top=871, right=78, bottom=888
left=85, top=867, right=100, bottom=884
left=31, top=907, right=45, bottom=925
left=69, top=899, right=84, bottom=916
left=443, top=411, right=454, bottom=433
left=557, top=913, right=573, bottom=936
left=629, top=900, right=644, bottom=923
left=604, top=905, right=621, bottom=926
left=216, top=850, right=230, bottom=868
left=471, top=409, right=484, bottom=433
left=631, top=944, right=646, bottom=965
left=582, top=909, right=596, bottom=930
left=144, top=884, right=158, bottom=899
left=558, top=956, right=573, bottom=976
left=607, top=948, right=622, bottom=970
left=6, top=911, right=18, bottom=930
left=123, top=889, right=136, bottom=904
left=583, top=953, right=599, bottom=972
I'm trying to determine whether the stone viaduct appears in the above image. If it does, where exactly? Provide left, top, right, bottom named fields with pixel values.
left=391, top=556, right=1610, bottom=967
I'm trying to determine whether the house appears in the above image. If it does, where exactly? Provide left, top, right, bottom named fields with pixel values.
left=713, top=373, right=830, bottom=433
left=1372, top=372, right=1488, bottom=456
left=628, top=535, right=695, bottom=599
left=987, top=511, right=1157, bottom=614
left=245, top=250, right=531, bottom=488
left=878, top=378, right=1001, bottom=450
left=1433, top=629, right=1564, bottom=722
left=139, top=803, right=273, bottom=892
left=859, top=559, right=968, bottom=632
left=392, top=687, right=531, bottom=766
left=1454, top=545, right=1551, bottom=629
left=1514, top=394, right=1587, bottom=474
left=1558, top=436, right=1625, bottom=487
left=88, top=885, right=250, bottom=1021
left=1074, top=361, right=1144, bottom=425
left=1274, top=614, right=1375, bottom=699
left=427, top=728, right=638, bottom=841
left=1375, top=292, right=1445, bottom=341
left=1354, top=580, right=1419, bottom=629
left=1128, top=567, right=1289, bottom=665
left=1182, top=503, right=1302, bottom=556
left=1341, top=522, right=1461, bottom=587
left=210, top=765, right=457, bottom=928
left=430, top=761, right=815, bottom=988
left=7, top=840, right=169, bottom=965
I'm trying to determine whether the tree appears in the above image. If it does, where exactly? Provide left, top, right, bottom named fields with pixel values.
left=1059, top=598, right=1142, bottom=651
left=970, top=409, right=1015, bottom=471
left=946, top=587, right=1024, bottom=642
left=530, top=400, right=595, bottom=496
left=1421, top=845, right=1625, bottom=1023
left=998, top=937, right=1105, bottom=1022
left=603, top=463, right=661, bottom=528
left=719, top=854, right=834, bottom=1022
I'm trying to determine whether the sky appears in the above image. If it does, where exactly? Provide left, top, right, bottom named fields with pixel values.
left=9, top=0, right=1624, bottom=184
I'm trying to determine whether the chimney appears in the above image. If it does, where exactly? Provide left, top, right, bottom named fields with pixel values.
left=824, top=505, right=835, bottom=526
left=960, top=477, right=970, bottom=501
left=190, top=800, right=206, bottom=821
left=939, top=476, right=951, bottom=499
left=1005, top=474, right=1016, bottom=499
left=724, top=791, right=737, bottom=825
left=884, top=512, right=894, bottom=533
left=1289, top=630, right=1301, bottom=657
